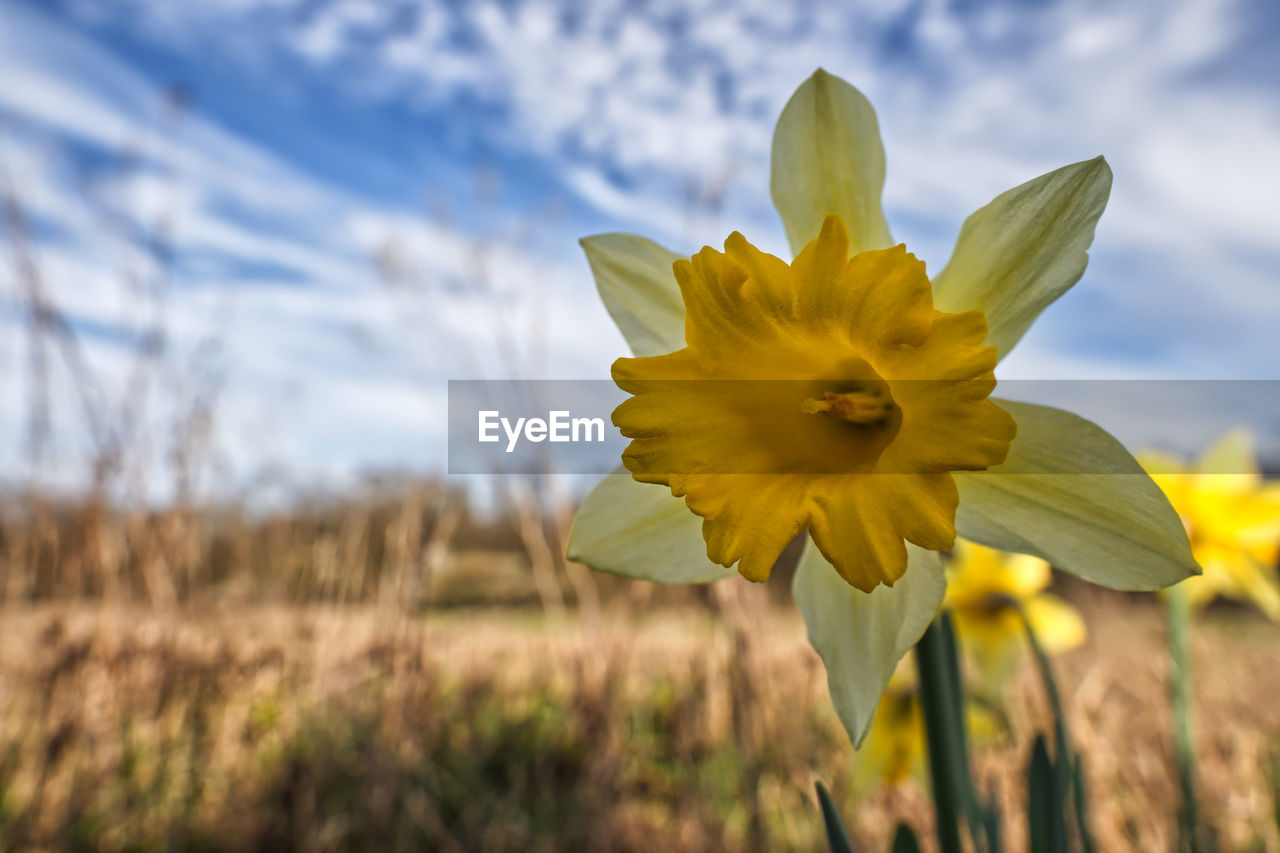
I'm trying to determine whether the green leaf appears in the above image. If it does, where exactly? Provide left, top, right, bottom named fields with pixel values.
left=984, top=791, right=1004, bottom=853
left=770, top=68, right=893, bottom=258
left=1027, top=735, right=1067, bottom=853
left=914, top=620, right=968, bottom=853
left=1166, top=583, right=1207, bottom=853
left=891, top=823, right=923, bottom=853
left=566, top=469, right=732, bottom=583
left=954, top=400, right=1199, bottom=591
left=937, top=614, right=991, bottom=844
left=932, top=157, right=1112, bottom=360
left=1022, top=607, right=1096, bottom=853
left=814, top=781, right=855, bottom=853
left=580, top=233, right=686, bottom=358
left=1073, top=754, right=1096, bottom=853
left=792, top=538, right=945, bottom=746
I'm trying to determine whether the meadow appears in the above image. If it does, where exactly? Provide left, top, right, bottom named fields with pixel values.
left=2, top=494, right=1279, bottom=852
left=4, top=4, right=1280, bottom=849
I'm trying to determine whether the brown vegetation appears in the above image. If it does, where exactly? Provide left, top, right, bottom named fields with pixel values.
left=1, top=589, right=1278, bottom=851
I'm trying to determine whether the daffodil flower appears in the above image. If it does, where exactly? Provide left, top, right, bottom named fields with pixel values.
left=854, top=661, right=927, bottom=791
left=853, top=658, right=998, bottom=793
left=569, top=69, right=1198, bottom=745
left=1141, top=430, right=1280, bottom=619
left=610, top=220, right=1016, bottom=592
left=944, top=541, right=1086, bottom=691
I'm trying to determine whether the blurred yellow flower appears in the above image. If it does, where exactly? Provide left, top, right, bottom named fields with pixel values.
left=1141, top=430, right=1280, bottom=620
left=854, top=658, right=998, bottom=792
left=854, top=662, right=925, bottom=791
left=944, top=541, right=1086, bottom=688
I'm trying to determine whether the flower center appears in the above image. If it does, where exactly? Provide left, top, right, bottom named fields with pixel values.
left=793, top=361, right=902, bottom=472
left=974, top=591, right=1021, bottom=615
left=802, top=385, right=895, bottom=425
left=609, top=215, right=1016, bottom=590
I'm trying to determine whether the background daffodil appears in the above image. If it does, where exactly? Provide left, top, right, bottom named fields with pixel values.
left=569, top=68, right=1198, bottom=746
left=854, top=659, right=999, bottom=793
left=853, top=662, right=926, bottom=792
left=1141, top=429, right=1280, bottom=847
left=1141, top=430, right=1280, bottom=619
left=944, top=540, right=1086, bottom=691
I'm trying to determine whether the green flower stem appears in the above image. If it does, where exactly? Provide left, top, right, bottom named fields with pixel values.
left=1020, top=606, right=1095, bottom=853
left=815, top=781, right=854, bottom=853
left=915, top=617, right=969, bottom=853
left=1165, top=582, right=1203, bottom=852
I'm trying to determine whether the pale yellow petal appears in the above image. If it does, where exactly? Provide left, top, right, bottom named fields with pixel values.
left=581, top=233, right=686, bottom=358
left=770, top=70, right=892, bottom=257
left=1023, top=595, right=1087, bottom=653
left=1004, top=554, right=1053, bottom=599
left=932, top=157, right=1111, bottom=360
left=955, top=401, right=1199, bottom=590
left=567, top=469, right=733, bottom=583
left=1218, top=553, right=1280, bottom=621
left=793, top=539, right=946, bottom=746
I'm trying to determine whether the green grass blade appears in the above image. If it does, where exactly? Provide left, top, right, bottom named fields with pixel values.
left=916, top=620, right=967, bottom=853
left=940, top=612, right=999, bottom=850
left=1027, top=735, right=1066, bottom=853
left=814, top=780, right=855, bottom=853
left=983, top=780, right=1003, bottom=853
left=1021, top=606, right=1095, bottom=853
left=1165, top=583, right=1206, bottom=853
left=891, top=823, right=923, bottom=853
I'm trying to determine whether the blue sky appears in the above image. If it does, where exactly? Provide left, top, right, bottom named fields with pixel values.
left=1, top=0, right=1278, bottom=499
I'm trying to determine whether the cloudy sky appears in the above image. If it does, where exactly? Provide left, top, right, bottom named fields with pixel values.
left=1, top=0, right=1278, bottom=499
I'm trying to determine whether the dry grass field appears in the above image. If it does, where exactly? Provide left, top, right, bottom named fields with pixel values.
left=2, top=587, right=1278, bottom=852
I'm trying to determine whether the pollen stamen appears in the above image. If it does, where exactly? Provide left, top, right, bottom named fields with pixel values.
left=802, top=390, right=894, bottom=425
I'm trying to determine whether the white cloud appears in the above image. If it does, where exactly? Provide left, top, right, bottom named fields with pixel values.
left=0, top=1, right=624, bottom=499
left=2, top=0, right=1278, bottom=496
